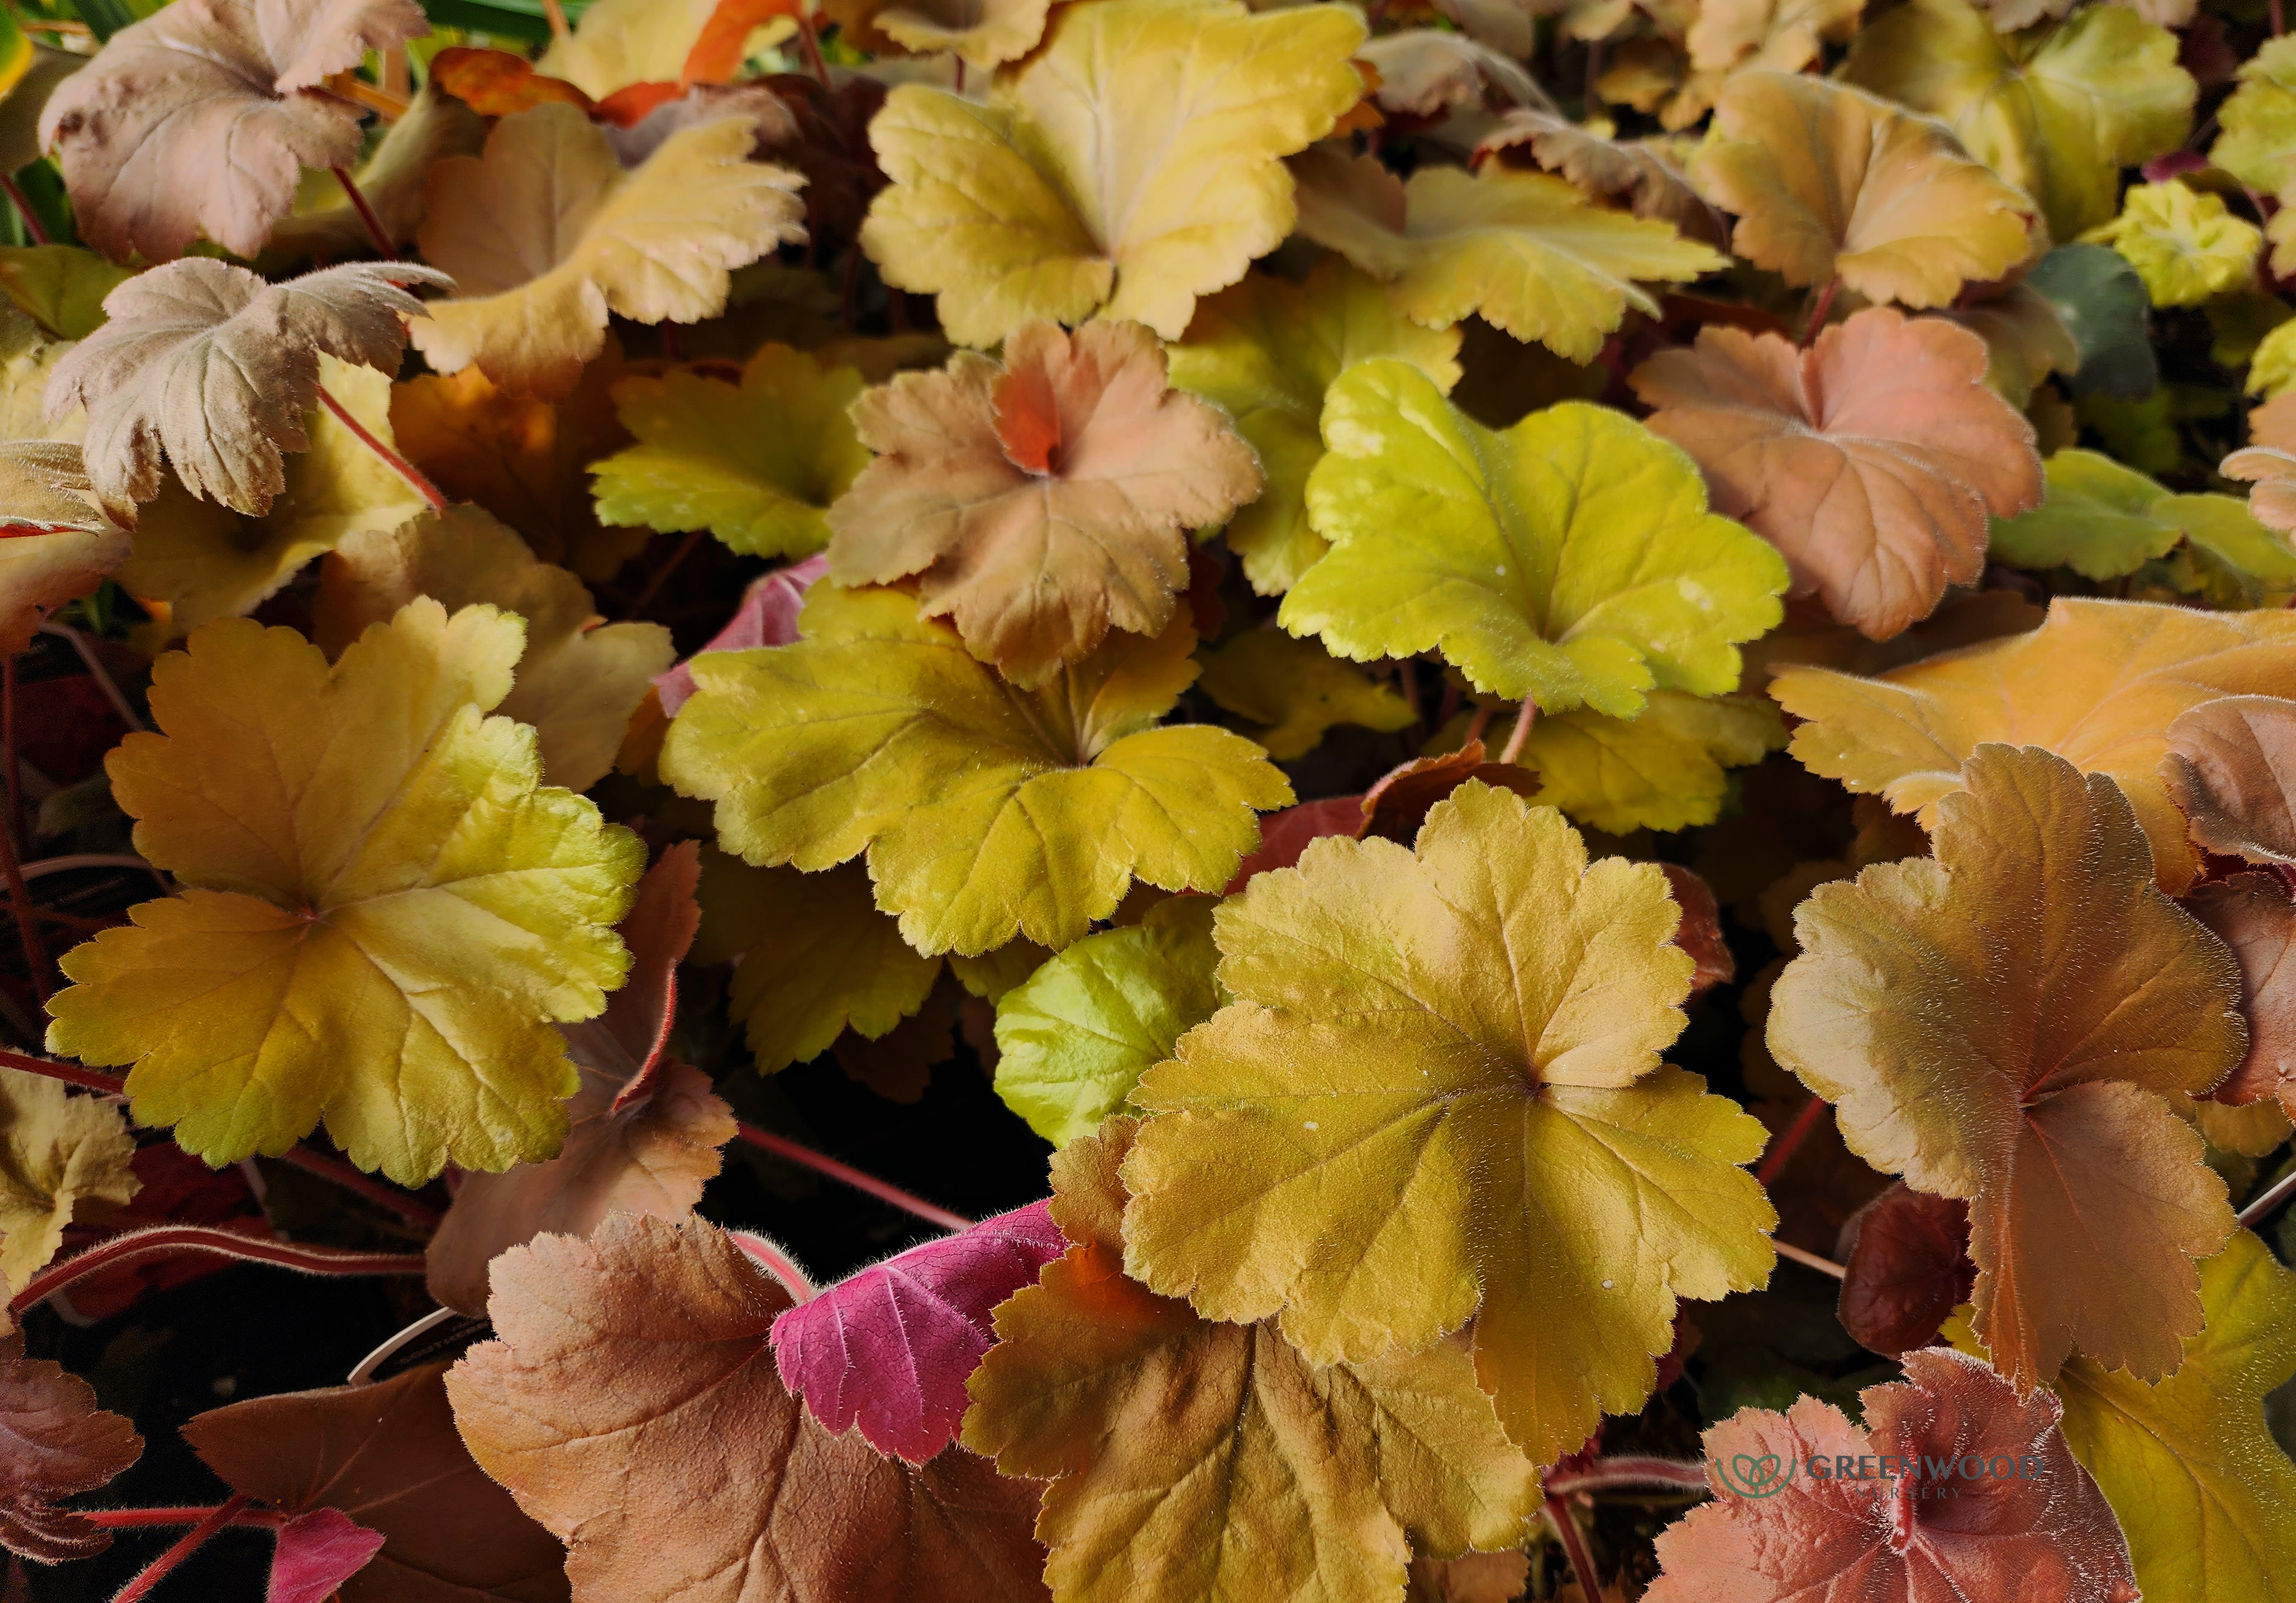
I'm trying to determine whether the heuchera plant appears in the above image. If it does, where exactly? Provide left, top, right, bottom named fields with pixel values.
left=4, top=0, right=2296, bottom=1596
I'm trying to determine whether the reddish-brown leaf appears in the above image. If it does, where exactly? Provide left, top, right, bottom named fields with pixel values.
left=0, top=1335, right=140, bottom=1563
left=1360, top=738, right=1542, bottom=843
left=1833, top=1183, right=1975, bottom=1357
left=185, top=1361, right=570, bottom=1603
left=447, top=1213, right=1048, bottom=1602
left=1646, top=1349, right=2138, bottom=1603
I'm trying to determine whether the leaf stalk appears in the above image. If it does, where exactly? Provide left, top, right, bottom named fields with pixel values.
left=328, top=166, right=398, bottom=259
left=315, top=384, right=448, bottom=514
left=733, top=1121, right=973, bottom=1232
left=109, top=1494, right=250, bottom=1603
left=11, top=1226, right=426, bottom=1319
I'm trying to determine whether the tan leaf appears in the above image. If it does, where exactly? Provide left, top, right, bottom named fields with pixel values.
left=824, top=0, right=1053, bottom=67
left=1692, top=72, right=2032, bottom=308
left=2162, top=695, right=2296, bottom=868
left=413, top=103, right=806, bottom=398
left=0, top=1333, right=141, bottom=1562
left=1633, top=308, right=2041, bottom=641
left=46, top=258, right=450, bottom=517
left=447, top=1212, right=1049, bottom=1602
left=1473, top=111, right=1721, bottom=240
left=315, top=505, right=673, bottom=791
left=1685, top=0, right=1861, bottom=75
left=36, top=0, right=430, bottom=261
left=2181, top=872, right=2296, bottom=1118
left=826, top=321, right=1263, bottom=686
left=0, top=441, right=128, bottom=654
left=1357, top=30, right=1546, bottom=119
left=0, top=1068, right=138, bottom=1295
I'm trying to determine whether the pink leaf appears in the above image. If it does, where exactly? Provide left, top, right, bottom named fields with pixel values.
left=267, top=1508, right=386, bottom=1603
left=652, top=554, right=828, bottom=716
left=769, top=1202, right=1067, bottom=1462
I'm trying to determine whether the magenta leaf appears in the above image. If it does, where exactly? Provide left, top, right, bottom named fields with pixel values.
left=267, top=1508, right=386, bottom=1603
left=769, top=1201, right=1067, bottom=1462
left=652, top=553, right=828, bottom=716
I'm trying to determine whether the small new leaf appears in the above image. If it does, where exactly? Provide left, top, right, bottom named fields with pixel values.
left=2086, top=182, right=2262, bottom=310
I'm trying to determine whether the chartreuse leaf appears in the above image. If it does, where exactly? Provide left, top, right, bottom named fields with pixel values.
left=1195, top=629, right=1416, bottom=760
left=859, top=0, right=1368, bottom=346
left=45, top=601, right=645, bottom=1185
left=1842, top=0, right=2193, bottom=242
left=2213, top=37, right=2296, bottom=196
left=120, top=363, right=431, bottom=633
left=589, top=345, right=872, bottom=560
left=693, top=849, right=942, bottom=1073
left=1989, top=449, right=2291, bottom=587
left=1523, top=691, right=1786, bottom=835
left=992, top=896, right=1223, bottom=1148
left=1949, top=1230, right=2296, bottom=1603
left=2085, top=182, right=2261, bottom=310
left=1772, top=598, right=2296, bottom=893
left=1168, top=259, right=1463, bottom=594
left=1290, top=148, right=1727, bottom=363
left=0, top=1069, right=137, bottom=1293
left=1121, top=782, right=1776, bottom=1463
left=1282, top=360, right=1788, bottom=719
left=1771, top=745, right=2243, bottom=1395
left=965, top=1117, right=1542, bottom=1603
left=661, top=583, right=1292, bottom=956
left=2254, top=318, right=2296, bottom=398
left=0, top=247, right=130, bottom=341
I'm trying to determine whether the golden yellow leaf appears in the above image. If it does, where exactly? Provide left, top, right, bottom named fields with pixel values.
left=314, top=504, right=674, bottom=792
left=826, top=0, right=1052, bottom=66
left=1523, top=691, right=1787, bottom=835
left=1196, top=629, right=1416, bottom=760
left=413, top=104, right=806, bottom=397
left=859, top=0, right=1369, bottom=346
left=1121, top=781, right=1775, bottom=1462
left=661, top=583, right=1292, bottom=955
left=536, top=0, right=722, bottom=97
left=964, top=1117, right=1542, bottom=1603
left=45, top=600, right=645, bottom=1185
left=1291, top=146, right=1727, bottom=362
left=1770, top=745, right=2241, bottom=1392
left=1692, top=72, right=2032, bottom=309
left=0, top=1069, right=137, bottom=1294
left=1771, top=598, right=2296, bottom=893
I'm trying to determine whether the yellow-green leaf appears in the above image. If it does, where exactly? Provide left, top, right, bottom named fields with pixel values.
left=1291, top=147, right=1728, bottom=363
left=858, top=0, right=1368, bottom=346
left=589, top=345, right=872, bottom=560
left=2084, top=182, right=2261, bottom=310
left=0, top=1068, right=138, bottom=1294
left=992, top=896, right=1223, bottom=1147
left=661, top=583, right=1292, bottom=955
left=45, top=601, right=645, bottom=1185
left=2213, top=36, right=2296, bottom=196
left=1842, top=0, right=2194, bottom=242
left=1168, top=259, right=1463, bottom=595
left=0, top=246, right=130, bottom=342
left=1989, top=448, right=2277, bottom=581
left=1522, top=691, right=1787, bottom=835
left=1121, top=781, right=1776, bottom=1462
left=1282, top=360, right=1788, bottom=718
left=1196, top=629, right=1416, bottom=760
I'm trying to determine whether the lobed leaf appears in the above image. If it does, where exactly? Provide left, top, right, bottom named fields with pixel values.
left=0, top=1068, right=137, bottom=1295
left=0, top=1333, right=141, bottom=1562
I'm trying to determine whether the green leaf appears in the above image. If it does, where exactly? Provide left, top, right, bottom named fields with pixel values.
left=1280, top=360, right=1788, bottom=719
left=0, top=247, right=132, bottom=342
left=1989, top=449, right=2197, bottom=578
left=1196, top=629, right=1416, bottom=760
left=992, top=895, right=1223, bottom=1147
left=590, top=344, right=872, bottom=559
left=2025, top=244, right=2157, bottom=403
left=1522, top=691, right=1787, bottom=835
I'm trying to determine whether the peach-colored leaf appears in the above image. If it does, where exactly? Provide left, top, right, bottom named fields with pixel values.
left=2182, top=872, right=2296, bottom=1118
left=2223, top=442, right=2296, bottom=536
left=447, top=1212, right=1048, bottom=1602
left=1644, top=1348, right=2137, bottom=1603
left=46, top=258, right=450, bottom=517
left=1768, top=744, right=2242, bottom=1393
left=1634, top=309, right=2038, bottom=642
left=827, top=321, right=1263, bottom=686
left=38, top=0, right=429, bottom=262
left=2162, top=695, right=2296, bottom=867
left=0, top=1332, right=140, bottom=1562
left=185, top=1361, right=570, bottom=1603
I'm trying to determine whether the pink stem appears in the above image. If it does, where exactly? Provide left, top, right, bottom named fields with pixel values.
left=274, top=1145, right=441, bottom=1230
left=796, top=14, right=832, bottom=87
left=1546, top=1456, right=1710, bottom=1497
left=730, top=1230, right=816, bottom=1302
left=2239, top=1164, right=2296, bottom=1228
left=1462, top=703, right=1495, bottom=747
left=0, top=174, right=47, bottom=246
left=36, top=623, right=147, bottom=733
left=1801, top=278, right=1840, bottom=346
left=328, top=166, right=397, bottom=259
left=1774, top=1239, right=1847, bottom=1281
left=734, top=1122, right=973, bottom=1233
left=1757, top=1095, right=1830, bottom=1186
left=0, top=1047, right=123, bottom=1094
left=83, top=1506, right=286, bottom=1531
left=1543, top=1496, right=1604, bottom=1596
left=315, top=385, right=446, bottom=513
left=11, top=1226, right=426, bottom=1317
left=1499, top=699, right=1536, bottom=765
left=111, top=1495, right=250, bottom=1603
